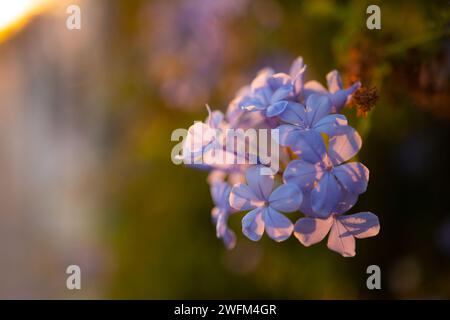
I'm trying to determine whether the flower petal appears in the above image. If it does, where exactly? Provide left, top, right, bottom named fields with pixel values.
left=294, top=216, right=333, bottom=246
left=207, top=170, right=226, bottom=185
left=226, top=85, right=249, bottom=125
left=299, top=190, right=316, bottom=216
left=283, top=159, right=324, bottom=191
left=330, top=82, right=361, bottom=113
left=210, top=181, right=232, bottom=209
left=313, top=114, right=348, bottom=136
left=270, top=83, right=293, bottom=104
left=185, top=122, right=215, bottom=154
left=327, top=218, right=356, bottom=257
left=269, top=183, right=303, bottom=212
left=337, top=212, right=380, bottom=239
left=264, top=207, right=294, bottom=242
left=221, top=228, right=236, bottom=250
left=292, top=130, right=327, bottom=164
left=242, top=207, right=265, bottom=241
left=211, top=207, right=221, bottom=223
left=257, top=86, right=273, bottom=103
left=277, top=124, right=300, bottom=147
left=215, top=209, right=227, bottom=234
left=266, top=100, right=289, bottom=117
left=250, top=67, right=274, bottom=91
left=278, top=102, right=307, bottom=125
left=240, top=96, right=266, bottom=111
left=289, top=56, right=306, bottom=97
left=333, top=190, right=359, bottom=215
left=232, top=110, right=267, bottom=129
left=216, top=210, right=236, bottom=250
left=311, top=172, right=343, bottom=218
left=268, top=72, right=291, bottom=88
left=229, top=183, right=259, bottom=211
left=202, top=141, right=239, bottom=169
left=303, top=80, right=327, bottom=99
left=245, top=165, right=274, bottom=200
left=289, top=56, right=305, bottom=78
left=326, top=70, right=343, bottom=93
left=206, top=110, right=225, bottom=129
left=305, top=94, right=332, bottom=127
left=328, top=127, right=362, bottom=165
left=333, top=162, right=369, bottom=195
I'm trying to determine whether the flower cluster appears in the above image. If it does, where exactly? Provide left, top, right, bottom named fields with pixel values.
left=180, top=56, right=380, bottom=257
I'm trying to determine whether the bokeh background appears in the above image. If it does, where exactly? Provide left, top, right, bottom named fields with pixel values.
left=0, top=0, right=449, bottom=299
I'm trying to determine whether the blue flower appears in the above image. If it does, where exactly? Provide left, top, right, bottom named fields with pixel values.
left=180, top=111, right=223, bottom=168
left=293, top=179, right=379, bottom=257
left=210, top=180, right=237, bottom=249
left=178, top=54, right=379, bottom=256
left=288, top=56, right=307, bottom=100
left=277, top=93, right=349, bottom=153
left=226, top=84, right=269, bottom=129
left=303, top=70, right=361, bottom=113
left=283, top=128, right=368, bottom=218
left=181, top=106, right=240, bottom=170
left=294, top=205, right=379, bottom=257
left=239, top=64, right=306, bottom=118
left=229, top=165, right=303, bottom=242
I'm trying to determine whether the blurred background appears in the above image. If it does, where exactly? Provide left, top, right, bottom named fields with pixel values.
left=0, top=0, right=449, bottom=299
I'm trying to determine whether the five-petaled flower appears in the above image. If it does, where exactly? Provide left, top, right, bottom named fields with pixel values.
left=239, top=62, right=306, bottom=118
left=229, top=165, right=303, bottom=242
left=294, top=209, right=380, bottom=257
left=303, top=70, right=361, bottom=113
left=277, top=93, right=349, bottom=155
left=284, top=126, right=369, bottom=218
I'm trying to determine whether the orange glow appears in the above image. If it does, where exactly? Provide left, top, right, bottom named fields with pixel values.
left=0, top=0, right=53, bottom=43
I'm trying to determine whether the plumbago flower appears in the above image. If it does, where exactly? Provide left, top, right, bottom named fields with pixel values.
left=180, top=107, right=226, bottom=167
left=303, top=70, right=361, bottom=113
left=294, top=201, right=380, bottom=257
left=229, top=165, right=302, bottom=241
left=176, top=55, right=379, bottom=257
left=239, top=61, right=306, bottom=117
left=283, top=126, right=368, bottom=218
left=181, top=105, right=249, bottom=171
left=210, top=180, right=237, bottom=249
left=277, top=93, right=349, bottom=156
left=225, top=81, right=273, bottom=130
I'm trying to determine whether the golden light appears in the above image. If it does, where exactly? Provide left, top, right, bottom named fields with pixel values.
left=0, top=0, right=53, bottom=42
